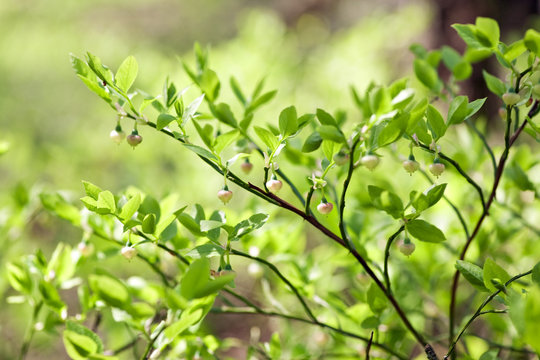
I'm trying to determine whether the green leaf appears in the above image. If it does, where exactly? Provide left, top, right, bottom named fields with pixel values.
left=317, top=125, right=346, bottom=143
left=63, top=330, right=99, bottom=359
left=302, top=132, right=323, bottom=153
left=503, top=40, right=526, bottom=62
left=413, top=59, right=441, bottom=92
left=85, top=52, right=114, bottom=84
left=447, top=96, right=469, bottom=125
left=455, top=260, right=489, bottom=292
left=426, top=105, right=447, bottom=140
left=77, top=76, right=112, bottom=104
left=407, top=219, right=446, bottom=243
left=181, top=258, right=235, bottom=299
left=187, top=243, right=224, bottom=259
left=376, top=113, right=408, bottom=147
left=367, top=283, right=387, bottom=313
left=214, top=129, right=239, bottom=154
left=532, top=262, right=540, bottom=286
left=120, top=194, right=141, bottom=221
left=40, top=193, right=81, bottom=225
left=482, top=70, right=506, bottom=97
left=66, top=320, right=104, bottom=354
left=80, top=196, right=97, bottom=212
left=200, top=220, right=224, bottom=233
left=425, top=183, right=447, bottom=207
left=177, top=213, right=203, bottom=237
left=230, top=213, right=269, bottom=240
left=278, top=106, right=298, bottom=137
left=82, top=181, right=102, bottom=200
left=162, top=308, right=204, bottom=344
left=96, top=191, right=116, bottom=215
left=452, top=24, right=485, bottom=49
left=475, top=17, right=500, bottom=48
left=89, top=274, right=130, bottom=308
left=505, top=163, right=535, bottom=191
left=70, top=54, right=93, bottom=78
left=368, top=185, right=403, bottom=219
left=142, top=213, right=156, bottom=234
left=369, top=87, right=391, bottom=115
left=48, top=243, right=76, bottom=284
left=230, top=76, right=246, bottom=105
left=199, top=68, right=220, bottom=102
left=6, top=262, right=33, bottom=294
left=254, top=126, right=278, bottom=150
left=213, top=103, right=237, bottom=128
left=182, top=143, right=218, bottom=162
left=115, top=56, right=138, bottom=93
left=316, top=108, right=337, bottom=127
left=182, top=94, right=205, bottom=126
left=246, top=90, right=277, bottom=114
left=483, top=258, right=511, bottom=293
left=39, top=280, right=65, bottom=310
left=156, top=113, right=177, bottom=131
left=192, top=121, right=214, bottom=149
left=466, top=98, right=486, bottom=119
left=525, top=30, right=540, bottom=57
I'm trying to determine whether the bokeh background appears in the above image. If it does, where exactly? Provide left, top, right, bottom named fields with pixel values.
left=1, top=0, right=539, bottom=358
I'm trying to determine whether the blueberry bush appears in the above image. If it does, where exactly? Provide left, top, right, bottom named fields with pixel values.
left=6, top=17, right=540, bottom=359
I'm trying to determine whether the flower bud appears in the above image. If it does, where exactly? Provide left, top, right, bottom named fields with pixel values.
left=240, top=159, right=253, bottom=174
left=77, top=242, right=94, bottom=257
left=121, top=246, right=137, bottom=260
left=266, top=178, right=283, bottom=193
left=399, top=238, right=415, bottom=256
left=502, top=92, right=520, bottom=106
left=361, top=154, right=380, bottom=171
left=498, top=107, right=507, bottom=119
left=217, top=187, right=233, bottom=204
left=126, top=129, right=143, bottom=148
left=429, top=158, right=445, bottom=177
left=333, top=151, right=350, bottom=166
left=317, top=200, right=334, bottom=214
left=402, top=155, right=419, bottom=175
left=110, top=125, right=125, bottom=144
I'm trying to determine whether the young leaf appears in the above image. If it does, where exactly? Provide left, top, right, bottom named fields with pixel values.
left=413, top=59, right=441, bottom=92
left=475, top=17, right=500, bottom=48
left=77, top=76, right=112, bottom=104
left=482, top=70, right=506, bottom=97
left=96, top=191, right=116, bottom=215
left=156, top=113, right=177, bottom=131
left=524, top=29, right=540, bottom=57
left=214, top=129, right=239, bottom=154
left=302, top=132, right=323, bottom=152
left=425, top=183, right=447, bottom=207
left=142, top=213, right=156, bottom=234
left=230, top=76, right=246, bottom=105
left=406, top=219, right=446, bottom=243
left=246, top=90, right=277, bottom=114
left=182, top=94, right=205, bottom=125
left=115, top=55, right=138, bottom=93
left=187, top=243, right=225, bottom=259
left=368, top=185, right=404, bottom=219
left=447, top=96, right=469, bottom=125
left=199, top=68, right=220, bottom=102
left=367, top=283, right=387, bottom=313
left=254, top=126, right=278, bottom=150
left=483, top=258, right=511, bottom=293
left=455, top=260, right=489, bottom=292
left=316, top=108, right=338, bottom=127
left=182, top=144, right=218, bottom=162
left=89, top=274, right=130, bottom=308
left=317, top=125, right=346, bottom=143
left=82, top=181, right=103, bottom=200
left=213, top=103, right=237, bottom=128
left=278, top=106, right=298, bottom=137
left=426, top=104, right=447, bottom=140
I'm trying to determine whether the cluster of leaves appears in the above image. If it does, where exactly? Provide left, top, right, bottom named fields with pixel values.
left=6, top=17, right=540, bottom=360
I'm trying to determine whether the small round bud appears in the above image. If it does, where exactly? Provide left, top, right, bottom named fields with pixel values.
left=266, top=178, right=283, bottom=193
left=498, top=107, right=507, bottom=119
left=361, top=154, right=380, bottom=171
left=121, top=246, right=137, bottom=260
left=399, top=238, right=416, bottom=256
left=402, top=155, right=420, bottom=175
left=77, top=242, right=94, bottom=257
left=240, top=159, right=253, bottom=174
left=110, top=125, right=125, bottom=144
left=126, top=129, right=143, bottom=148
left=333, top=151, right=350, bottom=166
left=502, top=92, right=521, bottom=106
left=526, top=97, right=533, bottom=107
left=217, top=188, right=233, bottom=204
left=429, top=158, right=445, bottom=177
left=316, top=201, right=334, bottom=214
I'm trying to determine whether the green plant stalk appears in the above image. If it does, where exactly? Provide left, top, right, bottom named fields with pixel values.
left=230, top=249, right=318, bottom=323
left=448, top=100, right=540, bottom=358
left=338, top=138, right=360, bottom=251
left=445, top=270, right=532, bottom=359
left=418, top=144, right=486, bottom=210
left=366, top=331, right=374, bottom=360
left=305, top=186, right=315, bottom=214
left=247, top=182, right=428, bottom=347
left=18, top=301, right=43, bottom=360
left=210, top=307, right=408, bottom=360
left=383, top=226, right=405, bottom=293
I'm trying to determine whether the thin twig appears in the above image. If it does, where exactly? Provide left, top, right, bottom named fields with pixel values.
left=383, top=226, right=405, bottom=293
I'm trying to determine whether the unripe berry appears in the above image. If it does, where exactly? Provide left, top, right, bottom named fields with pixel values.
left=502, top=92, right=520, bottom=106
left=333, top=151, right=350, bottom=166
left=240, top=159, right=253, bottom=174
left=498, top=107, right=507, bottom=119
left=217, top=187, right=233, bottom=204
left=402, top=155, right=420, bottom=175
left=121, top=246, right=137, bottom=260
left=361, top=154, right=380, bottom=171
left=429, top=158, right=445, bottom=177
left=317, top=200, right=334, bottom=214
left=266, top=178, right=283, bottom=193
left=399, top=238, right=415, bottom=256
left=126, top=129, right=142, bottom=148
left=110, top=125, right=125, bottom=144
left=77, top=242, right=94, bottom=257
